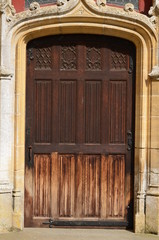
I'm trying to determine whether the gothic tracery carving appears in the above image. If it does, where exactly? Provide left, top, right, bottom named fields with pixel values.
left=111, top=51, right=127, bottom=70
left=60, top=46, right=77, bottom=70
left=36, top=47, right=52, bottom=69
left=86, top=47, right=102, bottom=70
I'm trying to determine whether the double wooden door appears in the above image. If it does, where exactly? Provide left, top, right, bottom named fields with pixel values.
left=25, top=35, right=135, bottom=228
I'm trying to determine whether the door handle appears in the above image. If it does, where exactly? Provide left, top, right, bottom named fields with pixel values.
left=28, top=145, right=33, bottom=164
left=127, top=131, right=132, bottom=151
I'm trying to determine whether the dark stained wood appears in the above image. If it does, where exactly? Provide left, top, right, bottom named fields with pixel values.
left=35, top=81, right=52, bottom=143
left=85, top=81, right=101, bottom=143
left=25, top=34, right=135, bottom=228
left=59, top=81, right=76, bottom=143
left=109, top=80, right=126, bottom=144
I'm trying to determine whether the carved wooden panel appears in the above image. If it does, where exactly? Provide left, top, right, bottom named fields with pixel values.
left=59, top=81, right=76, bottom=143
left=33, top=154, right=51, bottom=217
left=85, top=81, right=101, bottom=143
left=35, top=80, right=52, bottom=143
left=35, top=47, right=52, bottom=70
left=111, top=50, right=127, bottom=70
left=109, top=80, right=126, bottom=144
left=86, top=47, right=102, bottom=71
left=60, top=46, right=77, bottom=70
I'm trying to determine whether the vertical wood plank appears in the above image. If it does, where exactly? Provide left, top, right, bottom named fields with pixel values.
left=101, top=155, right=107, bottom=218
left=109, top=81, right=126, bottom=144
left=51, top=152, right=59, bottom=218
left=85, top=81, right=101, bottom=143
left=59, top=81, right=76, bottom=143
left=71, top=156, right=75, bottom=216
left=35, top=81, right=52, bottom=143
left=95, top=156, right=100, bottom=216
left=75, top=154, right=83, bottom=217
left=33, top=154, right=51, bottom=217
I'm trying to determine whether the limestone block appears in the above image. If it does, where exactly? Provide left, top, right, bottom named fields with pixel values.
left=0, top=192, right=12, bottom=231
left=14, top=145, right=25, bottom=171
left=151, top=117, right=159, bottom=148
left=146, top=194, right=159, bottom=234
left=152, top=81, right=159, bottom=95
left=135, top=116, right=148, bottom=148
left=135, top=213, right=145, bottom=233
left=12, top=190, right=23, bottom=230
left=15, top=114, right=25, bottom=146
left=14, top=170, right=24, bottom=190
left=149, top=149, right=159, bottom=185
left=151, top=96, right=159, bottom=116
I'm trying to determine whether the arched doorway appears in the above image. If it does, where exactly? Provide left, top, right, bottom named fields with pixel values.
left=24, top=34, right=136, bottom=228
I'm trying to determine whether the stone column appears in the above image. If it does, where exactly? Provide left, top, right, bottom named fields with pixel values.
left=0, top=0, right=15, bottom=231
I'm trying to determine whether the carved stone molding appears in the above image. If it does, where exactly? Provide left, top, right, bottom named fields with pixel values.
left=84, top=0, right=156, bottom=31
left=0, top=2, right=16, bottom=22
left=6, top=0, right=79, bottom=27
left=2, top=0, right=156, bottom=36
left=0, top=66, right=13, bottom=80
left=149, top=66, right=159, bottom=80
left=148, top=4, right=159, bottom=25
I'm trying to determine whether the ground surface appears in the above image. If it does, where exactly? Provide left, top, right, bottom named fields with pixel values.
left=0, top=229, right=159, bottom=240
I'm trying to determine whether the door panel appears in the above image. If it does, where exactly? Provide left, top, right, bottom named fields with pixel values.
left=109, top=80, right=126, bottom=144
left=32, top=153, right=125, bottom=220
left=25, top=34, right=135, bottom=228
left=33, top=154, right=51, bottom=217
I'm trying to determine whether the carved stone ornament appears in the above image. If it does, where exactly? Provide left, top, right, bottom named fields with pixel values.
left=6, top=0, right=79, bottom=27
left=0, top=2, right=16, bottom=22
left=0, top=66, right=13, bottom=80
left=57, top=0, right=68, bottom=7
left=96, top=0, right=106, bottom=7
left=149, top=66, right=159, bottom=80
left=29, top=2, right=40, bottom=11
left=124, top=3, right=134, bottom=12
left=3, top=0, right=157, bottom=34
left=148, top=3, right=159, bottom=25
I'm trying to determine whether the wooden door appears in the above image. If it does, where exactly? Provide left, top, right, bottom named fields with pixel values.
left=25, top=35, right=135, bottom=228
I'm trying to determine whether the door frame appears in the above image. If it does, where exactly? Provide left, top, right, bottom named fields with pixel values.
left=11, top=0, right=157, bottom=232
